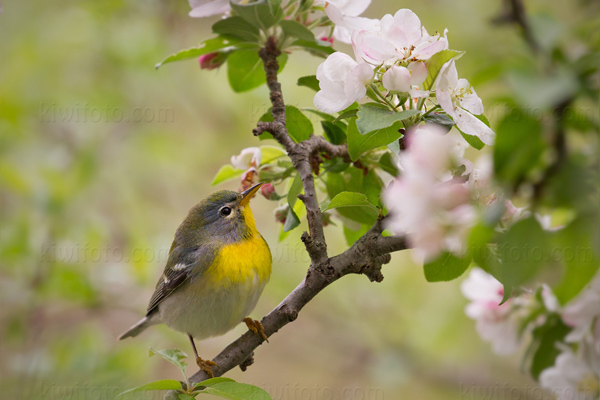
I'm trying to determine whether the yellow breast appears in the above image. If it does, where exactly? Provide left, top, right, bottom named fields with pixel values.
left=205, top=206, right=272, bottom=289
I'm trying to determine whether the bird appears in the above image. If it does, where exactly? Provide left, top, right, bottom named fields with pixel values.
left=118, top=182, right=272, bottom=377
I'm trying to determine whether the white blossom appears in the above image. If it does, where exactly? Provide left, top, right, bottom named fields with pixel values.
left=321, top=0, right=377, bottom=44
left=313, top=52, right=373, bottom=113
left=382, top=62, right=428, bottom=94
left=539, top=341, right=600, bottom=400
left=562, top=273, right=600, bottom=343
left=231, top=147, right=261, bottom=170
left=437, top=60, right=495, bottom=145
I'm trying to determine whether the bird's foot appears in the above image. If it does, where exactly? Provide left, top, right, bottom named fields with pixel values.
left=195, top=357, right=217, bottom=378
left=243, top=317, right=268, bottom=342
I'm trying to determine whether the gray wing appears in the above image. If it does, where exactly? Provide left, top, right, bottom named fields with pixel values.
left=146, top=242, right=216, bottom=316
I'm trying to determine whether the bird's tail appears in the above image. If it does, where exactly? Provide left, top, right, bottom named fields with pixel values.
left=118, top=316, right=157, bottom=340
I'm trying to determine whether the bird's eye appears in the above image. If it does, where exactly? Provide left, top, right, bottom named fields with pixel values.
left=220, top=206, right=232, bottom=217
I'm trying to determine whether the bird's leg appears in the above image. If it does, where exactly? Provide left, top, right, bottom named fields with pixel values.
left=243, top=317, right=268, bottom=342
left=188, top=334, right=217, bottom=377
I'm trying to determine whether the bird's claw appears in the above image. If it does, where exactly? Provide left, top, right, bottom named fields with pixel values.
left=195, top=357, right=217, bottom=378
left=243, top=317, right=268, bottom=342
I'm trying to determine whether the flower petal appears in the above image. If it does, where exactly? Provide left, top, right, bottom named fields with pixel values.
left=189, top=0, right=230, bottom=17
left=408, top=62, right=428, bottom=86
left=382, top=66, right=411, bottom=92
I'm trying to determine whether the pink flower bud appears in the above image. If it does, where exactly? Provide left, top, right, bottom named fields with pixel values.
left=260, top=183, right=276, bottom=200
left=320, top=36, right=334, bottom=44
left=274, top=205, right=288, bottom=224
left=199, top=52, right=226, bottom=70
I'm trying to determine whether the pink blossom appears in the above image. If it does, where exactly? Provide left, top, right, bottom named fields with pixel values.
left=188, top=0, right=231, bottom=18
left=383, top=125, right=475, bottom=261
left=461, top=268, right=522, bottom=355
left=351, top=9, right=448, bottom=65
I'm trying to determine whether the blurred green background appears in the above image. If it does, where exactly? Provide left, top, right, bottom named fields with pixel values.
left=1, top=1, right=598, bottom=399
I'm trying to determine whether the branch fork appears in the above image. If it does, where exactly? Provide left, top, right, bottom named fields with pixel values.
left=184, top=38, right=408, bottom=387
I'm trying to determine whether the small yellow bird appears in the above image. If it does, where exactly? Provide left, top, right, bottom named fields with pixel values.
left=119, top=182, right=272, bottom=376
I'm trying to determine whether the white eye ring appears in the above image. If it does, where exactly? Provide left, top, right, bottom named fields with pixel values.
left=220, top=206, right=232, bottom=216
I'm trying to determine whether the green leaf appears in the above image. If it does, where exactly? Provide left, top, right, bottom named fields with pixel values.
left=322, top=157, right=350, bottom=173
left=422, top=50, right=464, bottom=90
left=347, top=118, right=403, bottom=162
left=377, top=152, right=399, bottom=176
left=334, top=109, right=358, bottom=123
left=321, top=121, right=346, bottom=145
left=200, top=381, right=272, bottom=400
left=468, top=223, right=497, bottom=274
left=494, top=108, right=545, bottom=184
left=292, top=39, right=335, bottom=57
left=423, top=252, right=472, bottom=282
left=212, top=165, right=244, bottom=185
left=155, top=37, right=245, bottom=69
left=178, top=394, right=196, bottom=400
left=297, top=75, right=320, bottom=92
left=212, top=17, right=260, bottom=41
left=423, top=112, right=455, bottom=132
left=356, top=104, right=419, bottom=135
left=496, top=217, right=554, bottom=303
left=281, top=174, right=303, bottom=233
left=321, top=191, right=378, bottom=213
left=304, top=108, right=335, bottom=122
left=192, top=377, right=236, bottom=391
left=116, top=380, right=183, bottom=397
left=259, top=145, right=287, bottom=164
left=258, top=164, right=288, bottom=182
left=324, top=169, right=381, bottom=225
left=258, top=105, right=312, bottom=142
left=230, top=0, right=283, bottom=31
left=552, top=217, right=600, bottom=304
left=286, top=105, right=313, bottom=142
left=287, top=174, right=303, bottom=208
left=280, top=20, right=315, bottom=41
left=460, top=131, right=485, bottom=150
left=282, top=206, right=300, bottom=232
left=343, top=224, right=370, bottom=246
left=529, top=315, right=570, bottom=379
left=149, top=348, right=188, bottom=378
left=227, top=49, right=287, bottom=92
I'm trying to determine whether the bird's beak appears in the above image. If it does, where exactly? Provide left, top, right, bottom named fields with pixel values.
left=239, top=182, right=264, bottom=207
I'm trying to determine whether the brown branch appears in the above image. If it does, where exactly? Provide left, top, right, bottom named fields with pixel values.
left=252, top=36, right=349, bottom=265
left=492, top=0, right=540, bottom=54
left=188, top=216, right=407, bottom=385
left=532, top=97, right=572, bottom=202
left=181, top=37, right=407, bottom=389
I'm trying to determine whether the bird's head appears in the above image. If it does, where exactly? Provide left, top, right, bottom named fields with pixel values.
left=178, top=182, right=264, bottom=244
